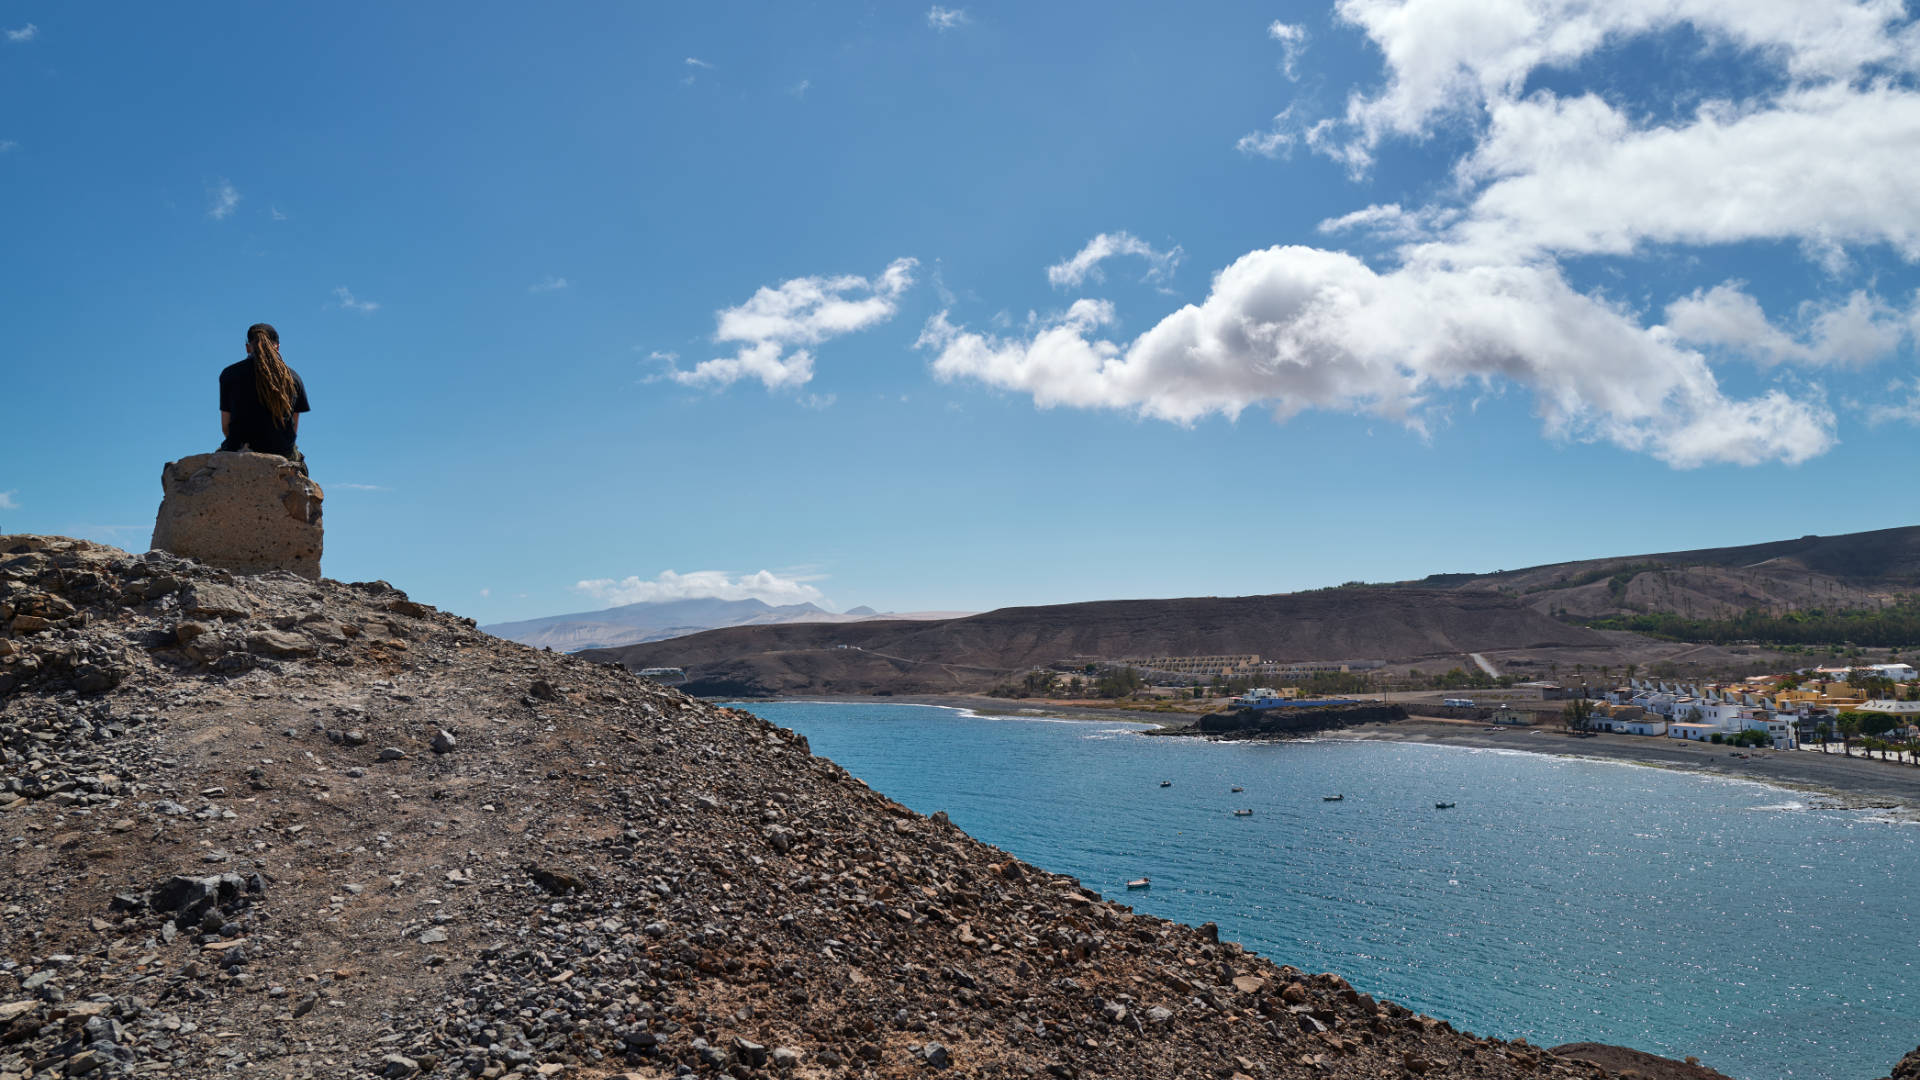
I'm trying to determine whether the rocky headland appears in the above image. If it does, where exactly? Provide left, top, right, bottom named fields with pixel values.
left=4, top=534, right=1916, bottom=1080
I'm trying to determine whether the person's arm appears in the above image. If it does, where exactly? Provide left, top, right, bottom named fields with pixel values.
left=221, top=410, right=231, bottom=436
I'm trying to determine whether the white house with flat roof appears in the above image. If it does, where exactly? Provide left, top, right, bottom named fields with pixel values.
left=1668, top=721, right=1719, bottom=741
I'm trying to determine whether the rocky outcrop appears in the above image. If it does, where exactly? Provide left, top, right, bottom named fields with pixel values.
left=1181, top=703, right=1409, bottom=738
left=150, top=451, right=323, bottom=579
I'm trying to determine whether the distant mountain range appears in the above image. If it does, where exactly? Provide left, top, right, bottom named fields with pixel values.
left=580, top=524, right=1920, bottom=697
left=480, top=596, right=969, bottom=652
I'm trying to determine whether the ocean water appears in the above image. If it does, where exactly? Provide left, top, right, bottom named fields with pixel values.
left=739, top=701, right=1920, bottom=1080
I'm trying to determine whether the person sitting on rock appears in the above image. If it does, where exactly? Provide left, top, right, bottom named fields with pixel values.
left=219, top=322, right=311, bottom=461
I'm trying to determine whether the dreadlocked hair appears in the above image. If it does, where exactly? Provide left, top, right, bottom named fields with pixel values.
left=246, top=323, right=297, bottom=426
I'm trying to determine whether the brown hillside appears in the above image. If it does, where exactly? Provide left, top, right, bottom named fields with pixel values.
left=1415, top=525, right=1920, bottom=620
left=4, top=532, right=1814, bottom=1080
left=588, top=589, right=1611, bottom=697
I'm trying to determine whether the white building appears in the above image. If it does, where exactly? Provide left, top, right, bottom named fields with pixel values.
left=1742, top=714, right=1798, bottom=749
left=1668, top=722, right=1719, bottom=741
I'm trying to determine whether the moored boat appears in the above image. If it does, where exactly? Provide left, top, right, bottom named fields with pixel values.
left=1126, top=877, right=1151, bottom=890
left=1323, top=794, right=1344, bottom=801
left=1233, top=809, right=1254, bottom=817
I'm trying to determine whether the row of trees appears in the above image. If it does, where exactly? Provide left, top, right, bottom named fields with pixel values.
left=1581, top=601, right=1920, bottom=649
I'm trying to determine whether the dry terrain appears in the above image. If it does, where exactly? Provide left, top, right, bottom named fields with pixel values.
left=6, top=534, right=1918, bottom=1080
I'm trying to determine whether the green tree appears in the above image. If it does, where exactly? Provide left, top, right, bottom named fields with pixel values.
left=1562, top=699, right=1593, bottom=731
left=1838, top=713, right=1863, bottom=758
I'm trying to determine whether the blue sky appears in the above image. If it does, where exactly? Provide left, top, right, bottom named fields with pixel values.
left=3, top=1, right=1917, bottom=622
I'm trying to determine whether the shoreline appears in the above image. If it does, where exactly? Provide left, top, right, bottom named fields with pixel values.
left=748, top=695, right=1920, bottom=816
left=1324, top=719, right=1920, bottom=815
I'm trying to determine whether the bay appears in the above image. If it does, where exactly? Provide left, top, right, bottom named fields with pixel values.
left=741, top=700, right=1920, bottom=1080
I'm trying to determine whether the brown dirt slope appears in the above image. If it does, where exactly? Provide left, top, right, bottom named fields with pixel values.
left=0, top=533, right=1827, bottom=1080
left=1409, top=525, right=1920, bottom=620
left=588, top=589, right=1609, bottom=697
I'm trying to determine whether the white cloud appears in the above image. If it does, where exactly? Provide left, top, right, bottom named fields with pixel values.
left=685, top=57, right=713, bottom=69
left=1865, top=377, right=1920, bottom=426
left=1434, top=85, right=1920, bottom=266
left=479, top=587, right=491, bottom=599
left=1236, top=106, right=1300, bottom=158
left=529, top=275, right=570, bottom=293
left=575, top=569, right=827, bottom=607
left=1267, top=21, right=1309, bottom=79
left=670, top=258, right=916, bottom=391
left=1665, top=284, right=1914, bottom=368
left=334, top=482, right=391, bottom=491
left=1047, top=232, right=1182, bottom=290
left=4, top=24, right=36, bottom=43
left=269, top=205, right=288, bottom=221
left=332, top=286, right=380, bottom=313
left=927, top=6, right=969, bottom=31
left=0, top=141, right=17, bottom=153
left=0, top=490, right=18, bottom=511
left=206, top=180, right=240, bottom=221
left=921, top=246, right=1836, bottom=468
left=797, top=393, right=837, bottom=410
left=788, top=79, right=811, bottom=97
left=1320, top=0, right=1916, bottom=165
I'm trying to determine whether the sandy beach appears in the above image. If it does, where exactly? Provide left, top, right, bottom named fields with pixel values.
left=1325, top=719, right=1920, bottom=813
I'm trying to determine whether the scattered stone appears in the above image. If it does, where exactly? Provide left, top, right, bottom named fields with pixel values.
left=430, top=729, right=456, bottom=754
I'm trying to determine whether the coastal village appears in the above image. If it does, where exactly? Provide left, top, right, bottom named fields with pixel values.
left=1005, top=652, right=1920, bottom=758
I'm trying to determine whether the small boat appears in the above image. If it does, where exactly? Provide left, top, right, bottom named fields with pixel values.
left=1126, top=877, right=1151, bottom=890
left=1322, top=794, right=1344, bottom=802
left=1231, top=786, right=1244, bottom=793
left=1434, top=802, right=1457, bottom=809
left=1159, top=780, right=1172, bottom=788
left=1233, top=809, right=1254, bottom=817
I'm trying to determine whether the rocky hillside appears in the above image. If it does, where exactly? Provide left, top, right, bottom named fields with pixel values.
left=587, top=590, right=1610, bottom=697
left=1406, top=525, right=1920, bottom=620
left=4, top=534, right=1911, bottom=1080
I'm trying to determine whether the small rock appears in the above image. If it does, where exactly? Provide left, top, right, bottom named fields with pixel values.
left=419, top=928, right=447, bottom=945
left=430, top=730, right=456, bottom=754
left=378, top=747, right=407, bottom=761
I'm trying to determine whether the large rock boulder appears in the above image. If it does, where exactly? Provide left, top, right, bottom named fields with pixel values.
left=150, top=452, right=323, bottom=579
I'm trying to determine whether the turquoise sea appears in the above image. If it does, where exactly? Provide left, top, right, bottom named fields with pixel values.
left=740, top=701, right=1919, bottom=1080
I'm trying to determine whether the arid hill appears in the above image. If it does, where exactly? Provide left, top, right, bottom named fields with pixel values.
left=9, top=533, right=1918, bottom=1079
left=1405, top=525, right=1920, bottom=620
left=588, top=590, right=1611, bottom=697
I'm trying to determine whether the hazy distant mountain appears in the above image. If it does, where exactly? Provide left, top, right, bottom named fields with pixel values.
left=481, top=597, right=968, bottom=652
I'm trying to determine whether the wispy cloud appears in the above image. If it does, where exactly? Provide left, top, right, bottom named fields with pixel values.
left=270, top=205, right=287, bottom=221
left=1047, top=232, right=1182, bottom=290
left=685, top=57, right=713, bottom=69
left=334, top=482, right=391, bottom=492
left=4, top=24, right=36, bottom=43
left=575, top=568, right=827, bottom=607
left=1266, top=21, right=1308, bottom=80
left=787, top=79, right=811, bottom=98
left=667, top=258, right=917, bottom=391
left=927, top=6, right=969, bottom=31
left=0, top=490, right=18, bottom=511
left=0, top=141, right=17, bottom=154
left=479, top=587, right=492, bottom=599
left=529, top=275, right=570, bottom=294
left=1865, top=377, right=1920, bottom=427
left=206, top=180, right=241, bottom=221
left=797, top=393, right=837, bottom=410
left=332, top=286, right=380, bottom=314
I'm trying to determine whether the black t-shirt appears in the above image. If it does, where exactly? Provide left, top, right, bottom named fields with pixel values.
left=219, top=359, right=310, bottom=456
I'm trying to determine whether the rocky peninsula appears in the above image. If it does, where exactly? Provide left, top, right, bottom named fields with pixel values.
left=5, top=534, right=1918, bottom=1080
